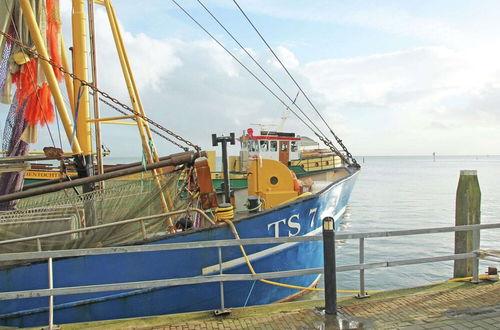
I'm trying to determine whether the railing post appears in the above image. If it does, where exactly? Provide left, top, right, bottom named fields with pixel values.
left=472, top=229, right=480, bottom=283
left=48, top=257, right=54, bottom=329
left=214, top=247, right=230, bottom=315
left=322, top=217, right=337, bottom=315
left=140, top=220, right=147, bottom=239
left=357, top=237, right=369, bottom=298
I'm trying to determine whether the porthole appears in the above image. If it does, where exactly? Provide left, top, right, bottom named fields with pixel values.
left=270, top=176, right=278, bottom=185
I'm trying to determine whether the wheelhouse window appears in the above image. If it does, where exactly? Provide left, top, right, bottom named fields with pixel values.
left=291, top=141, right=298, bottom=152
left=249, top=140, right=259, bottom=152
left=280, top=141, right=289, bottom=151
left=259, top=140, right=269, bottom=152
left=241, top=140, right=248, bottom=150
left=270, top=141, right=278, bottom=152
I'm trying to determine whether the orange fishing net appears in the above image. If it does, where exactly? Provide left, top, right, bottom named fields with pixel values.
left=11, top=59, right=37, bottom=105
left=9, top=0, right=63, bottom=127
left=25, top=82, right=54, bottom=126
left=46, top=0, right=62, bottom=81
left=12, top=59, right=55, bottom=126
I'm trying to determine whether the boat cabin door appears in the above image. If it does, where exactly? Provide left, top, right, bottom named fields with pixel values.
left=279, top=141, right=289, bottom=165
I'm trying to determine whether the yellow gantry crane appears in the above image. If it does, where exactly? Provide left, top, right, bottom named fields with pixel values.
left=18, top=0, right=175, bottom=230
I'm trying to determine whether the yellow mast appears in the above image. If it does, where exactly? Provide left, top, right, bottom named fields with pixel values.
left=99, top=0, right=175, bottom=229
left=104, top=1, right=161, bottom=164
left=72, top=0, right=92, bottom=155
left=18, top=0, right=82, bottom=154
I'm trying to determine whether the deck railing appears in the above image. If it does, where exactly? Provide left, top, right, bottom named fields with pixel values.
left=0, top=222, right=498, bottom=328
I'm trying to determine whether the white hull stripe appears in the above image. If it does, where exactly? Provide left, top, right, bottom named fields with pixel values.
left=201, top=206, right=347, bottom=275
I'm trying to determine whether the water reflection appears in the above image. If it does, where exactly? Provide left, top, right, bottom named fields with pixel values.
left=312, top=308, right=375, bottom=329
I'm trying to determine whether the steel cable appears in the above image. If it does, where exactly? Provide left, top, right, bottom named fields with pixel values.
left=232, top=0, right=359, bottom=168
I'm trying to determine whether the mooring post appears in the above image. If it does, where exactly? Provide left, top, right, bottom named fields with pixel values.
left=454, top=170, right=481, bottom=279
left=323, top=217, right=337, bottom=315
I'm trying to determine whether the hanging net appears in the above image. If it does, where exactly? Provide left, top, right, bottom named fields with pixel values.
left=0, top=92, right=30, bottom=211
left=0, top=168, right=202, bottom=260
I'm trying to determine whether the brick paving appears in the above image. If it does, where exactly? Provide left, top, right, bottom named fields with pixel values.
left=340, top=281, right=499, bottom=329
left=66, top=281, right=499, bottom=330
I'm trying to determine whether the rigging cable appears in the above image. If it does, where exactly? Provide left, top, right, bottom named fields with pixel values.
left=0, top=30, right=200, bottom=152
left=91, top=92, right=189, bottom=152
left=195, top=0, right=329, bottom=142
left=170, top=0, right=323, bottom=144
left=231, top=0, right=359, bottom=168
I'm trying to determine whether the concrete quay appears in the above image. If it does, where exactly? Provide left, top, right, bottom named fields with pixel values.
left=42, top=280, right=499, bottom=330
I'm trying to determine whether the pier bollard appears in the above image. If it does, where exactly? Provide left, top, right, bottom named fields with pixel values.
left=454, top=170, right=481, bottom=280
left=322, top=217, right=337, bottom=315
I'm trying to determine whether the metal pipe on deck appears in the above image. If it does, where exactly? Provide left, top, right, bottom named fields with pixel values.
left=22, top=152, right=195, bottom=190
left=0, top=152, right=199, bottom=203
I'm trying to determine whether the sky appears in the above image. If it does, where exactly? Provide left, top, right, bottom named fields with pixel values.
left=2, top=0, right=500, bottom=158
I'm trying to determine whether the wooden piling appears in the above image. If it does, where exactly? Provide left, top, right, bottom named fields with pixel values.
left=453, top=170, right=481, bottom=278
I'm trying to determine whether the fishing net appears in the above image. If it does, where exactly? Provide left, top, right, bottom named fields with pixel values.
left=0, top=168, right=202, bottom=259
left=0, top=92, right=30, bottom=211
left=0, top=35, right=12, bottom=91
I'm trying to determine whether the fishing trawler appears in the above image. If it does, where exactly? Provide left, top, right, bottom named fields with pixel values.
left=0, top=0, right=359, bottom=327
left=20, top=128, right=342, bottom=188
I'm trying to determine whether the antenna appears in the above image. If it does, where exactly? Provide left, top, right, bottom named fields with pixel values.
left=276, top=114, right=289, bottom=132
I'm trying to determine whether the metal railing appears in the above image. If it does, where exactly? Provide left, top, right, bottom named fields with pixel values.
left=293, top=154, right=341, bottom=171
left=0, top=222, right=498, bottom=328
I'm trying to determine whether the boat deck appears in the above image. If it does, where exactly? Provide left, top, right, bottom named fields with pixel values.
left=232, top=167, right=351, bottom=217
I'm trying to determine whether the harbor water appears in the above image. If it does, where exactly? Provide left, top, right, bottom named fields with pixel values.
left=335, top=155, right=499, bottom=294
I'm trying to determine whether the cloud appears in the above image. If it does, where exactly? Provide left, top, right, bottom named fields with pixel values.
left=214, top=1, right=465, bottom=45
left=303, top=45, right=500, bottom=154
left=269, top=46, right=300, bottom=68
left=3, top=2, right=500, bottom=158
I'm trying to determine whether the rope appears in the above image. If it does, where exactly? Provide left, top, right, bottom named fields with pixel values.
left=222, top=219, right=378, bottom=294
left=216, top=205, right=234, bottom=221
left=70, top=86, right=84, bottom=149
left=476, top=249, right=500, bottom=261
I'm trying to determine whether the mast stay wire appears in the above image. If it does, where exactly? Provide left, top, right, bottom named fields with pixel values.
left=170, top=0, right=340, bottom=157
left=91, top=91, right=189, bottom=152
left=0, top=30, right=201, bottom=152
left=231, top=0, right=359, bottom=168
left=195, top=0, right=330, bottom=142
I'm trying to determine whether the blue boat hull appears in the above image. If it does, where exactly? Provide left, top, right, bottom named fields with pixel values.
left=0, top=170, right=358, bottom=327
